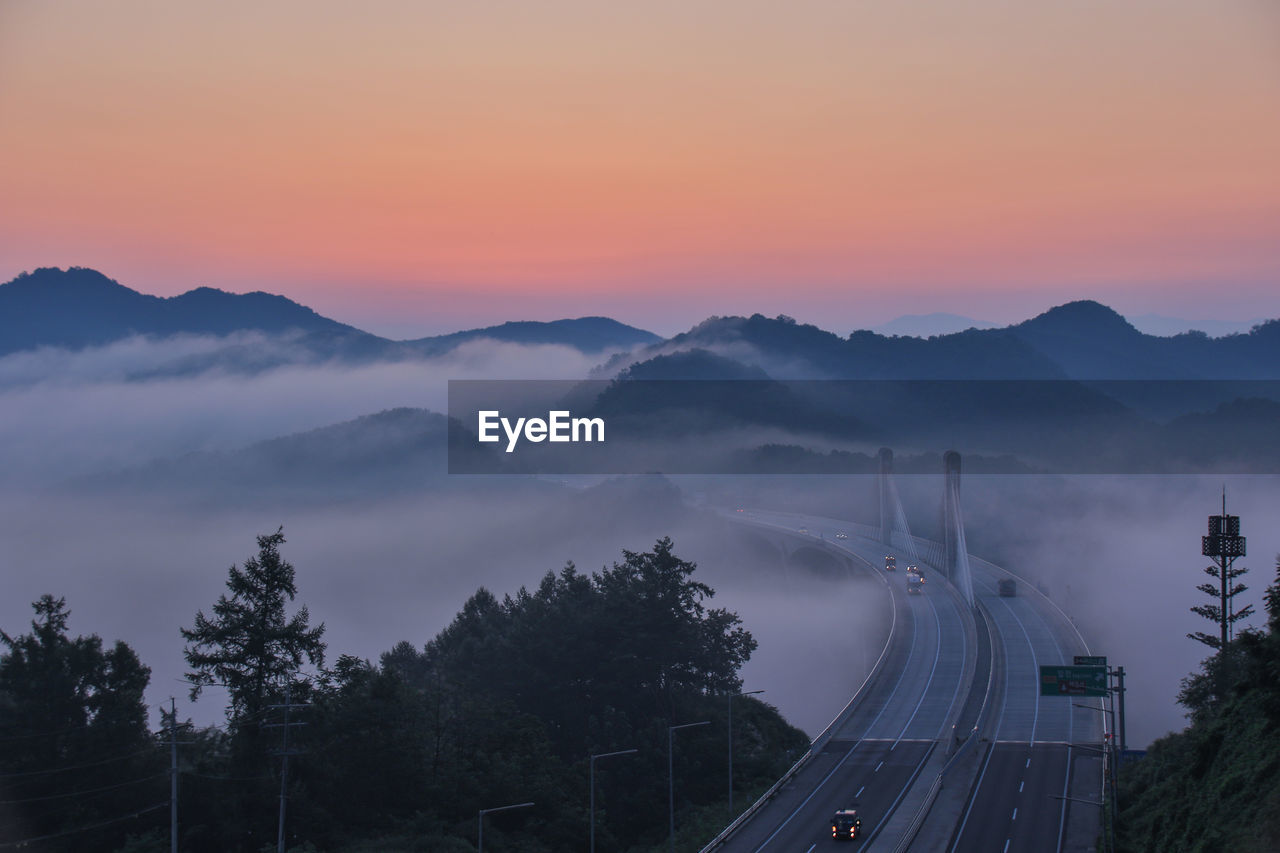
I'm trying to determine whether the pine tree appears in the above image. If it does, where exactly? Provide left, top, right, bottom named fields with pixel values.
left=180, top=528, right=325, bottom=729
left=0, top=596, right=159, bottom=851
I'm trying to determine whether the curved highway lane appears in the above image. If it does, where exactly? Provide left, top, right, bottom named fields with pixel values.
left=947, top=557, right=1103, bottom=853
left=716, top=512, right=974, bottom=853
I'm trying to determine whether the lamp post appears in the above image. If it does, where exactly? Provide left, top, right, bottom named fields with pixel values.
left=669, top=721, right=711, bottom=853
left=1075, top=702, right=1118, bottom=853
left=478, top=801, right=534, bottom=853
left=728, top=690, right=764, bottom=815
left=590, top=748, right=637, bottom=853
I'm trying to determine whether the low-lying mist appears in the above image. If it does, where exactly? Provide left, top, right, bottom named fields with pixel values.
left=893, top=473, right=1280, bottom=748
left=0, top=478, right=890, bottom=739
left=0, top=335, right=610, bottom=484
left=2, top=337, right=1275, bottom=752
left=679, top=473, right=1280, bottom=748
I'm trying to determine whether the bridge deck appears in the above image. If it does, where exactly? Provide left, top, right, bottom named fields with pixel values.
left=708, top=511, right=1103, bottom=853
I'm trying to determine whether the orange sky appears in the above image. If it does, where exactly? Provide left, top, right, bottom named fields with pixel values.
left=1, top=1, right=1278, bottom=334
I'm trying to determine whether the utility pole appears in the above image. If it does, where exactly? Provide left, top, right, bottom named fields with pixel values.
left=668, top=721, right=710, bottom=853
left=728, top=690, right=764, bottom=815
left=1114, top=666, right=1127, bottom=756
left=265, top=686, right=310, bottom=853
left=163, top=698, right=193, bottom=853
left=1075, top=696, right=1118, bottom=852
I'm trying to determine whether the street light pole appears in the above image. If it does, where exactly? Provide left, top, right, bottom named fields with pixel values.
left=478, top=801, right=534, bottom=853
left=590, top=748, right=637, bottom=853
left=1075, top=702, right=1118, bottom=853
left=728, top=690, right=764, bottom=815
left=669, top=721, right=711, bottom=853
left=1113, top=666, right=1127, bottom=756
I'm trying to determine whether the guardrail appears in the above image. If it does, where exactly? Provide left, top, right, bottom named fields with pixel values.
left=698, top=518, right=901, bottom=853
left=978, top=555, right=1110, bottom=808
left=943, top=584, right=981, bottom=760
left=731, top=515, right=988, bottom=853
left=702, top=514, right=1009, bottom=853
left=892, top=772, right=943, bottom=853
left=722, top=515, right=1098, bottom=853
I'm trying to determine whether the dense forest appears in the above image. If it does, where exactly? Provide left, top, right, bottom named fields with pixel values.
left=1117, top=556, right=1280, bottom=852
left=0, top=532, right=807, bottom=852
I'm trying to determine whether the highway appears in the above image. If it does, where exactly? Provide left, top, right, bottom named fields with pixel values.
left=947, top=555, right=1103, bottom=853
left=708, top=510, right=1103, bottom=853
left=716, top=511, right=974, bottom=852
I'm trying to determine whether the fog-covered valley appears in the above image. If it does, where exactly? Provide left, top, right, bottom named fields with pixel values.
left=2, top=322, right=1275, bottom=751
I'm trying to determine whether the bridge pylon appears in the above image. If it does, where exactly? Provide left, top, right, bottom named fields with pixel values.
left=942, top=450, right=975, bottom=606
left=943, top=451, right=961, bottom=578
left=877, top=447, right=893, bottom=546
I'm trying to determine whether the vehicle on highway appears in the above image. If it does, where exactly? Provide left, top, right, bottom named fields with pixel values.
left=831, top=809, right=861, bottom=840
left=798, top=527, right=808, bottom=534
left=835, top=531, right=848, bottom=540
left=884, top=555, right=896, bottom=571
left=998, top=578, right=1017, bottom=597
left=906, top=568, right=925, bottom=594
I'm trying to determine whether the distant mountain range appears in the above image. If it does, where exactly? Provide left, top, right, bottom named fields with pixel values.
left=600, top=303, right=1280, bottom=382
left=0, top=268, right=660, bottom=366
left=4, top=267, right=1279, bottom=386
left=871, top=312, right=998, bottom=337
left=10, top=266, right=1275, bottom=485
left=407, top=318, right=659, bottom=356
left=0, top=267, right=371, bottom=354
left=1125, top=313, right=1267, bottom=338
left=871, top=311, right=1266, bottom=339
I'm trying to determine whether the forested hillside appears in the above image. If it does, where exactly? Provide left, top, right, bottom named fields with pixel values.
left=1117, top=557, right=1280, bottom=852
left=0, top=534, right=806, bottom=853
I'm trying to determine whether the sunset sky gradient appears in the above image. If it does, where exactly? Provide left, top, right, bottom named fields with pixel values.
left=2, top=1, right=1277, bottom=335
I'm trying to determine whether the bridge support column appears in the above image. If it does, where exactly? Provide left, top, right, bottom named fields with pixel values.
left=878, top=447, right=893, bottom=546
left=943, top=450, right=961, bottom=581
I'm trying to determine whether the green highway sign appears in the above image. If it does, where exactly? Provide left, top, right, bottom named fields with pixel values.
left=1040, top=665, right=1108, bottom=697
left=1074, top=655, right=1107, bottom=667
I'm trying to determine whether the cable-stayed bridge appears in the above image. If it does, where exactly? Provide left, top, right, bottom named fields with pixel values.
left=703, top=450, right=1107, bottom=853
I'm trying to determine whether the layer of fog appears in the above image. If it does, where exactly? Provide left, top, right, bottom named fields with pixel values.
left=892, top=473, right=1280, bottom=748
left=593, top=335, right=823, bottom=381
left=2, top=336, right=1277, bottom=750
left=5, top=464, right=1275, bottom=748
left=0, top=335, right=610, bottom=484
left=677, top=473, right=1280, bottom=749
left=0, top=487, right=888, bottom=738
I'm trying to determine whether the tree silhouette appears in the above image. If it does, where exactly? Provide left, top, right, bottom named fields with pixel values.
left=180, top=528, right=325, bottom=728
left=0, top=595, right=158, bottom=851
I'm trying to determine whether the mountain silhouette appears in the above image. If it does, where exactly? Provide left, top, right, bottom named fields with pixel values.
left=600, top=313, right=1067, bottom=379
left=1009, top=300, right=1280, bottom=379
left=407, top=317, right=659, bottom=356
left=600, top=304, right=1280, bottom=383
left=0, top=267, right=658, bottom=364
left=5, top=267, right=1277, bottom=384
left=0, top=267, right=367, bottom=355
left=872, top=312, right=998, bottom=337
